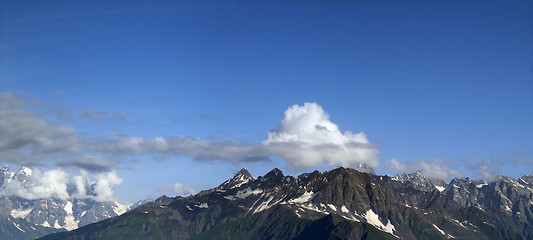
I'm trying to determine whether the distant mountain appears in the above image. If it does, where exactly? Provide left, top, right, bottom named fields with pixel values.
left=39, top=167, right=533, bottom=240
left=388, top=171, right=533, bottom=226
left=445, top=175, right=533, bottom=226
left=391, top=171, right=447, bottom=192
left=0, top=166, right=141, bottom=240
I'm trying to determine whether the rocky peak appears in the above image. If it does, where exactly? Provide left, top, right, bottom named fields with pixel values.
left=392, top=171, right=446, bottom=192
left=263, top=168, right=284, bottom=179
left=13, top=166, right=32, bottom=183
left=17, top=166, right=32, bottom=176
left=520, top=176, right=533, bottom=185
left=354, top=164, right=376, bottom=175
left=217, top=168, right=255, bottom=190
left=0, top=166, right=12, bottom=183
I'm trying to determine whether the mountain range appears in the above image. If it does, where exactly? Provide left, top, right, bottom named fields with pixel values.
left=37, top=167, right=533, bottom=240
left=0, top=166, right=142, bottom=240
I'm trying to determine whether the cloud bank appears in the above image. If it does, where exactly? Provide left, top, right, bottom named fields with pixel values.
left=0, top=167, right=122, bottom=201
left=1, top=93, right=379, bottom=172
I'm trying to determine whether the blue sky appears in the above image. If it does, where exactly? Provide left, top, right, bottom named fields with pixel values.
left=1, top=0, right=532, bottom=203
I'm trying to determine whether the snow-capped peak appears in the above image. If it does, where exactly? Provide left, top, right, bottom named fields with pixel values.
left=17, top=166, right=32, bottom=176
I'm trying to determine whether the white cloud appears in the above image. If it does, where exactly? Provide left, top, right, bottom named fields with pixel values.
left=263, top=103, right=379, bottom=170
left=386, top=158, right=463, bottom=181
left=0, top=166, right=123, bottom=202
left=71, top=172, right=89, bottom=198
left=1, top=169, right=70, bottom=200
left=155, top=182, right=196, bottom=196
left=92, top=170, right=123, bottom=201
left=172, top=183, right=196, bottom=196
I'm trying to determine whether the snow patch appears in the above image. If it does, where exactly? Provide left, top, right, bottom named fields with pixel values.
left=295, top=210, right=302, bottom=218
left=253, top=195, right=283, bottom=214
left=195, top=203, right=209, bottom=208
left=476, top=183, right=487, bottom=188
left=232, top=179, right=249, bottom=189
left=11, top=208, right=32, bottom=219
left=327, top=204, right=337, bottom=212
left=224, top=187, right=263, bottom=201
left=288, top=191, right=316, bottom=204
left=341, top=205, right=349, bottom=213
left=13, top=223, right=25, bottom=232
left=254, top=196, right=274, bottom=213
left=19, top=166, right=32, bottom=176
left=186, top=205, right=193, bottom=211
left=433, top=224, right=445, bottom=235
left=447, top=217, right=467, bottom=228
left=40, top=220, right=50, bottom=228
left=113, top=202, right=133, bottom=216
left=435, top=186, right=445, bottom=192
left=364, top=209, right=396, bottom=236
left=53, top=220, right=61, bottom=229
left=63, top=201, right=79, bottom=231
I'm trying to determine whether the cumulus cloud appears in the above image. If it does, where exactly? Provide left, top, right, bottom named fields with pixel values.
left=81, top=109, right=125, bottom=121
left=263, top=103, right=379, bottom=170
left=386, top=158, right=463, bottom=180
left=172, top=183, right=196, bottom=195
left=1, top=169, right=70, bottom=200
left=0, top=167, right=122, bottom=201
left=91, top=170, right=123, bottom=201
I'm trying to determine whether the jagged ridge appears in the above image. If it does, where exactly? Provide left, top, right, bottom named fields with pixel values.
left=38, top=167, right=533, bottom=240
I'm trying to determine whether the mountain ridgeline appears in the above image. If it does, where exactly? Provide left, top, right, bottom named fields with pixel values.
left=39, top=167, right=533, bottom=240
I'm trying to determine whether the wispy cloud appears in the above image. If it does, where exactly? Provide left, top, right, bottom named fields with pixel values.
left=199, top=114, right=222, bottom=120
left=474, top=158, right=498, bottom=182
left=464, top=151, right=533, bottom=181
left=81, top=109, right=125, bottom=121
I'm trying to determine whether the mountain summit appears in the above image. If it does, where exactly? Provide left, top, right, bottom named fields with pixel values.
left=217, top=168, right=255, bottom=190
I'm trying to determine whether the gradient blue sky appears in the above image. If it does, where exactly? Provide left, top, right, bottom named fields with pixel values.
left=1, top=0, right=532, bottom=203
